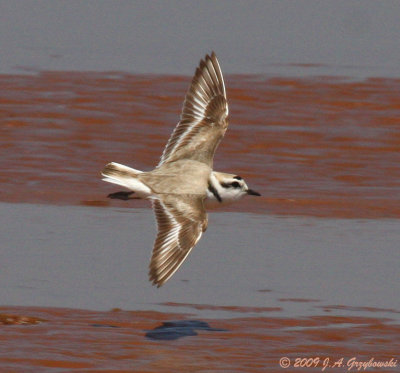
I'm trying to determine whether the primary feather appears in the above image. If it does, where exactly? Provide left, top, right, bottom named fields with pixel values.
left=158, top=52, right=229, bottom=167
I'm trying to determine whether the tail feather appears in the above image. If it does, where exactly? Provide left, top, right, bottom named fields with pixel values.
left=102, top=162, right=143, bottom=177
left=101, top=162, right=151, bottom=197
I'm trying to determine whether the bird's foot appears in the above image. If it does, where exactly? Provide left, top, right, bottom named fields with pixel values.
left=107, top=191, right=135, bottom=200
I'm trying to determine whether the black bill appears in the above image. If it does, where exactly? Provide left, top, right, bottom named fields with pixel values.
left=247, top=189, right=261, bottom=196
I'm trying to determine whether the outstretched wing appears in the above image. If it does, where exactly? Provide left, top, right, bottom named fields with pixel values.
left=158, top=52, right=229, bottom=167
left=149, top=195, right=208, bottom=287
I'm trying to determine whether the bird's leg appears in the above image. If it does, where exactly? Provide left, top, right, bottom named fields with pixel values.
left=107, top=191, right=136, bottom=200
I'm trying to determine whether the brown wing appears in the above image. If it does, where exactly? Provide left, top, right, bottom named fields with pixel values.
left=158, top=52, right=229, bottom=167
left=149, top=195, right=208, bottom=287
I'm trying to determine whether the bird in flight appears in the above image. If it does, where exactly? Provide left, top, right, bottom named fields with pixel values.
left=102, top=52, right=260, bottom=287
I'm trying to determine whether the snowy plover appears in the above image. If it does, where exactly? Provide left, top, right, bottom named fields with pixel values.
left=102, top=52, right=260, bottom=287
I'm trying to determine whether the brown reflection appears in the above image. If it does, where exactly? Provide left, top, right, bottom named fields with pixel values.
left=161, top=301, right=282, bottom=313
left=1, top=72, right=400, bottom=218
left=0, top=313, right=45, bottom=325
left=0, top=306, right=398, bottom=372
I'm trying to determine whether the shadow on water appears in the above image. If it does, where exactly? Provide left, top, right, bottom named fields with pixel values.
left=1, top=304, right=399, bottom=371
left=90, top=319, right=228, bottom=341
left=145, top=320, right=228, bottom=341
left=1, top=70, right=400, bottom=370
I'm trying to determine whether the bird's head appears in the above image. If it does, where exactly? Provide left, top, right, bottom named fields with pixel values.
left=207, top=171, right=261, bottom=205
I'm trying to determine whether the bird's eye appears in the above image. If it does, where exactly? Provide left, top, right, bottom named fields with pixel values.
left=231, top=181, right=240, bottom=188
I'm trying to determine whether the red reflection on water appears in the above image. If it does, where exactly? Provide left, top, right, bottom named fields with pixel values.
left=0, top=306, right=398, bottom=372
left=1, top=72, right=400, bottom=217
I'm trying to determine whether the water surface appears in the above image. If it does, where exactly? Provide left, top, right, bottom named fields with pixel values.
left=1, top=203, right=399, bottom=372
left=2, top=73, right=400, bottom=217
left=1, top=71, right=399, bottom=371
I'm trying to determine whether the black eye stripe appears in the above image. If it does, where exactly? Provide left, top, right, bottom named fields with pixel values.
left=221, top=181, right=241, bottom=188
left=233, top=176, right=242, bottom=180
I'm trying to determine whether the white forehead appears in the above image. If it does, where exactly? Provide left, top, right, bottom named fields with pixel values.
left=213, top=171, right=243, bottom=181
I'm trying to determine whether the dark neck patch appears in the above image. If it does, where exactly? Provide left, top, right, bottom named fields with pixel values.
left=208, top=182, right=222, bottom=202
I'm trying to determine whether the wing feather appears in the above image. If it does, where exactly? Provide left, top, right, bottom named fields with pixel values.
left=158, top=52, right=229, bottom=167
left=149, top=196, right=208, bottom=287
